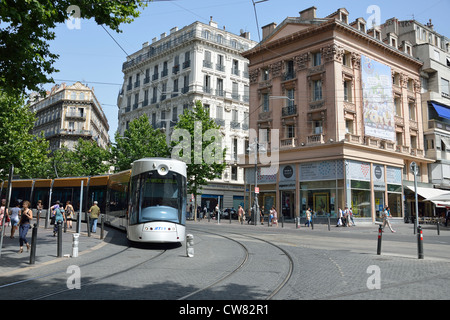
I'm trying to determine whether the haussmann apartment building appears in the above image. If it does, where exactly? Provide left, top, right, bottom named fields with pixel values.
left=242, top=7, right=435, bottom=223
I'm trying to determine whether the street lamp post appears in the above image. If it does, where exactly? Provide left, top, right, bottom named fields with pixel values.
left=248, top=138, right=266, bottom=226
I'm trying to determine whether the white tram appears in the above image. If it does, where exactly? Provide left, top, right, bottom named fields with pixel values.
left=126, top=158, right=187, bottom=243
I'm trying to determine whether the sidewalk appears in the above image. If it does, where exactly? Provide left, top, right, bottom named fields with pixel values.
left=0, top=221, right=108, bottom=277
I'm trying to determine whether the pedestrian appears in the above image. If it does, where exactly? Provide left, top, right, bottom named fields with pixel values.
left=238, top=205, right=244, bottom=223
left=336, top=207, right=343, bottom=227
left=349, top=207, right=355, bottom=226
left=50, top=200, right=60, bottom=226
left=342, top=207, right=348, bottom=227
left=0, top=199, right=10, bottom=233
left=271, top=206, right=278, bottom=226
left=382, top=206, right=396, bottom=233
left=88, top=201, right=100, bottom=233
left=247, top=207, right=252, bottom=224
left=260, top=206, right=264, bottom=224
left=305, top=207, right=312, bottom=227
left=9, top=201, right=21, bottom=238
left=18, top=200, right=33, bottom=253
left=446, top=207, right=450, bottom=227
left=53, top=205, right=65, bottom=236
left=65, top=201, right=74, bottom=229
left=36, top=200, right=43, bottom=226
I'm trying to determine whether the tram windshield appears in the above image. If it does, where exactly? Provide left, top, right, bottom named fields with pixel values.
left=129, top=170, right=186, bottom=225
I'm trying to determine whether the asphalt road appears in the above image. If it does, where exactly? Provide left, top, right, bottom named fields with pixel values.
left=1, top=219, right=449, bottom=307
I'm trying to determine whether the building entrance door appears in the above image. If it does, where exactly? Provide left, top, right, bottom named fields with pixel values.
left=281, top=191, right=295, bottom=219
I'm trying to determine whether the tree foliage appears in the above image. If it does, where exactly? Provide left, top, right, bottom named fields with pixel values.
left=0, top=92, right=49, bottom=179
left=0, top=0, right=148, bottom=95
left=111, top=114, right=170, bottom=172
left=171, top=100, right=227, bottom=218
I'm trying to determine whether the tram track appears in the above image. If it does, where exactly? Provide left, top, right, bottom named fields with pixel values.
left=182, top=227, right=294, bottom=300
left=32, top=248, right=167, bottom=300
left=0, top=228, right=169, bottom=299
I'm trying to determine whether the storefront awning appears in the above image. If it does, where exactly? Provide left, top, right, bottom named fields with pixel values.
left=431, top=102, right=450, bottom=120
left=406, top=186, right=450, bottom=207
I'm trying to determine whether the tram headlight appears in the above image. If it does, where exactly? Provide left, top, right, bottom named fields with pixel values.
left=157, top=164, right=169, bottom=175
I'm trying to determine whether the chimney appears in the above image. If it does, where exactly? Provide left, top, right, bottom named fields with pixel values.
left=209, top=16, right=218, bottom=28
left=262, top=22, right=277, bottom=40
left=240, top=29, right=250, bottom=39
left=299, top=6, right=317, bottom=21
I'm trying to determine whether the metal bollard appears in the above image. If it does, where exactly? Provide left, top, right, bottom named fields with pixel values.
left=186, top=234, right=194, bottom=258
left=377, top=224, right=383, bottom=255
left=57, top=220, right=63, bottom=257
left=295, top=217, right=299, bottom=229
left=437, top=219, right=440, bottom=236
left=417, top=225, right=424, bottom=259
left=72, top=233, right=80, bottom=258
left=86, top=214, right=91, bottom=237
left=327, top=214, right=331, bottom=231
left=29, top=223, right=38, bottom=265
left=311, top=216, right=314, bottom=230
left=100, top=214, right=104, bottom=239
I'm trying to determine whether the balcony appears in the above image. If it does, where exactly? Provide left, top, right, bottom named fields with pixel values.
left=65, top=112, right=86, bottom=119
left=216, top=64, right=225, bottom=72
left=307, top=134, right=324, bottom=144
left=231, top=67, right=240, bottom=77
left=134, top=80, right=140, bottom=88
left=280, top=138, right=297, bottom=148
left=144, top=77, right=150, bottom=84
left=428, top=119, right=450, bottom=132
left=258, top=110, right=272, bottom=122
left=161, top=69, right=168, bottom=78
left=282, top=105, right=297, bottom=117
left=152, top=73, right=159, bottom=81
left=283, top=72, right=296, bottom=82
left=183, top=60, right=191, bottom=69
left=172, top=65, right=180, bottom=74
left=230, top=121, right=241, bottom=130
left=215, top=118, right=225, bottom=126
left=203, top=60, right=213, bottom=69
left=181, top=86, right=189, bottom=94
left=203, top=86, right=212, bottom=94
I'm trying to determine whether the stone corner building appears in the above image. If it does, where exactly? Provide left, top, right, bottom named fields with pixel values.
left=242, top=6, right=435, bottom=222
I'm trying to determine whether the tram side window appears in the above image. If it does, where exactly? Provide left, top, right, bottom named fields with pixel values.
left=129, top=176, right=140, bottom=225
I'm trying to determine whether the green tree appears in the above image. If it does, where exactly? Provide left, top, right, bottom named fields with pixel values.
left=111, top=114, right=170, bottom=172
left=51, top=147, right=84, bottom=178
left=73, top=138, right=110, bottom=176
left=171, top=100, right=227, bottom=220
left=0, top=92, right=49, bottom=179
left=0, top=0, right=148, bottom=95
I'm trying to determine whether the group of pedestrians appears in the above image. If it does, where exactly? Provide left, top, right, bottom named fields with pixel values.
left=245, top=205, right=279, bottom=226
left=0, top=198, right=101, bottom=254
left=336, top=206, right=356, bottom=227
left=1, top=199, right=34, bottom=253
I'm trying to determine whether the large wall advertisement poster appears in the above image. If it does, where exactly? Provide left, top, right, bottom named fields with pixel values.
left=361, top=55, right=395, bottom=142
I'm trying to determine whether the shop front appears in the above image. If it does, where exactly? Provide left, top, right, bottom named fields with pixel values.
left=299, top=160, right=344, bottom=218
left=345, top=160, right=403, bottom=220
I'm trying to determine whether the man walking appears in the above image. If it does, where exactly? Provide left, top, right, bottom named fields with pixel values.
left=88, top=201, right=100, bottom=233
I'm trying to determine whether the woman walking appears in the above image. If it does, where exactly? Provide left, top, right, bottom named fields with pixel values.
left=18, top=200, right=33, bottom=253
left=65, top=201, right=74, bottom=229
left=9, top=202, right=21, bottom=238
left=53, top=206, right=65, bottom=236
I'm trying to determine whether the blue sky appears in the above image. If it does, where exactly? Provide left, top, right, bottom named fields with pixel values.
left=45, top=0, right=450, bottom=142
